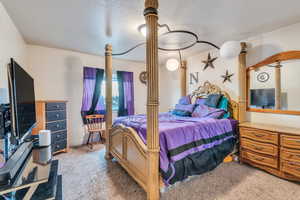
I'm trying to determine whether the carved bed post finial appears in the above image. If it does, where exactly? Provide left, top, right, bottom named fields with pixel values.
left=105, top=44, right=113, bottom=160
left=180, top=60, right=187, bottom=97
left=238, top=42, right=247, bottom=122
left=144, top=0, right=160, bottom=199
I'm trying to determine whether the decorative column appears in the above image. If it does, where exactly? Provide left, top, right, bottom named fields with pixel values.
left=180, top=60, right=187, bottom=97
left=144, top=0, right=160, bottom=200
left=105, top=44, right=113, bottom=160
left=275, top=62, right=282, bottom=110
left=238, top=42, right=247, bottom=122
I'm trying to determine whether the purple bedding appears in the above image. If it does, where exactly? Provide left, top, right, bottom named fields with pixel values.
left=113, top=112, right=238, bottom=185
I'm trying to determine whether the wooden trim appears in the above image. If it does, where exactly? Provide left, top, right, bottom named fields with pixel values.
left=247, top=51, right=300, bottom=71
left=247, top=108, right=300, bottom=116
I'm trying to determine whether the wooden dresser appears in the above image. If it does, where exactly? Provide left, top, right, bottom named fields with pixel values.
left=240, top=122, right=300, bottom=181
left=32, top=100, right=68, bottom=155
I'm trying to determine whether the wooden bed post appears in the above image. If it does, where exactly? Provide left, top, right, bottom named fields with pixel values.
left=144, top=0, right=160, bottom=200
left=180, top=60, right=187, bottom=97
left=238, top=42, right=247, bottom=122
left=105, top=44, right=113, bottom=160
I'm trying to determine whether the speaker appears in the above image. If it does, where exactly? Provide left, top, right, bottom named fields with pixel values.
left=38, top=130, right=51, bottom=147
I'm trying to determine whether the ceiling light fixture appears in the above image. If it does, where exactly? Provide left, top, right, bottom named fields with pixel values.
left=166, top=58, right=179, bottom=71
left=220, top=41, right=242, bottom=59
left=115, top=24, right=244, bottom=71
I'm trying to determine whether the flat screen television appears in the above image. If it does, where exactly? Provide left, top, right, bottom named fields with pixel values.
left=8, top=58, right=36, bottom=140
left=250, top=88, right=275, bottom=109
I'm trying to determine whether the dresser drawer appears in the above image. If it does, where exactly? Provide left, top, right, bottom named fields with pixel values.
left=241, top=150, right=278, bottom=168
left=240, top=128, right=278, bottom=145
left=46, top=120, right=66, bottom=132
left=281, top=135, right=300, bottom=150
left=281, top=147, right=300, bottom=163
left=52, top=140, right=67, bottom=153
left=241, top=138, right=278, bottom=156
left=46, top=102, right=66, bottom=111
left=281, top=161, right=300, bottom=177
left=51, top=131, right=67, bottom=143
left=46, top=110, right=66, bottom=122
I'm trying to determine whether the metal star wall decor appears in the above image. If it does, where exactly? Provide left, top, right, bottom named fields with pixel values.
left=221, top=70, right=234, bottom=83
left=202, top=53, right=218, bottom=71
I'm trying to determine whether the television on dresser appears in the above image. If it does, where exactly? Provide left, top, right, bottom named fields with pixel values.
left=250, top=88, right=275, bottom=109
left=8, top=58, right=36, bottom=140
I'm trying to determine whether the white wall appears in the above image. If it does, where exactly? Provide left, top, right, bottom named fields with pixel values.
left=187, top=51, right=239, bottom=100
left=27, top=45, right=147, bottom=146
left=159, top=63, right=181, bottom=113
left=0, top=3, right=28, bottom=103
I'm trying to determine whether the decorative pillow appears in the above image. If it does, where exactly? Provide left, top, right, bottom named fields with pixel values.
left=178, top=95, right=191, bottom=105
left=172, top=104, right=195, bottom=117
left=192, top=104, right=225, bottom=119
left=195, top=98, right=206, bottom=106
left=172, top=110, right=191, bottom=117
left=217, top=96, right=231, bottom=118
left=204, top=94, right=223, bottom=108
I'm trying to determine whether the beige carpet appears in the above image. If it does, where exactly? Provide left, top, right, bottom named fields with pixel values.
left=55, top=144, right=300, bottom=200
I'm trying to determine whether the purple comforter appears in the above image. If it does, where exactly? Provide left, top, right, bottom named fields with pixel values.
left=114, top=113, right=237, bottom=185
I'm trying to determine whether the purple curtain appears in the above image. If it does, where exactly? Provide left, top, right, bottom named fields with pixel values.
left=117, top=71, right=134, bottom=116
left=123, top=72, right=134, bottom=115
left=81, top=67, right=105, bottom=123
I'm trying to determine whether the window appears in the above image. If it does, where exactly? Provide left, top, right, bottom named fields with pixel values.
left=100, top=73, right=119, bottom=111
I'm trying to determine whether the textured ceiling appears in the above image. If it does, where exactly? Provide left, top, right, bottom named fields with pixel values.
left=2, top=0, right=300, bottom=62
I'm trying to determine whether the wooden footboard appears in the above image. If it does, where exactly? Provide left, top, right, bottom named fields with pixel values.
left=109, top=125, right=149, bottom=191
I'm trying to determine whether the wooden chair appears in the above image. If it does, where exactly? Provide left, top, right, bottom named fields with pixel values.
left=85, top=114, right=105, bottom=149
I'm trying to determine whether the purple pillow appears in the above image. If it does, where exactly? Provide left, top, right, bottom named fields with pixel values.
left=195, top=98, right=206, bottom=106
left=178, top=95, right=191, bottom=105
left=192, top=104, right=225, bottom=119
left=174, top=104, right=195, bottom=113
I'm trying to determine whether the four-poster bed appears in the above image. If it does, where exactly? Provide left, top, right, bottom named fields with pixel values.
left=104, top=1, right=248, bottom=199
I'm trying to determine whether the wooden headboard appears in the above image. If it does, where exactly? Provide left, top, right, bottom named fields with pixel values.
left=190, top=81, right=239, bottom=120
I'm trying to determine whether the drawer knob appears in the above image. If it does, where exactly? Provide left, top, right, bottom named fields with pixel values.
left=254, top=134, right=265, bottom=137
left=56, top=124, right=60, bottom=128
left=56, top=105, right=59, bottom=108
left=254, top=147, right=264, bottom=151
left=288, top=161, right=299, bottom=166
left=254, top=157, right=264, bottom=161
left=56, top=114, right=60, bottom=118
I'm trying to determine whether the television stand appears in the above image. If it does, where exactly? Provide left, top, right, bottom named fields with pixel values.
left=0, top=146, right=62, bottom=200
